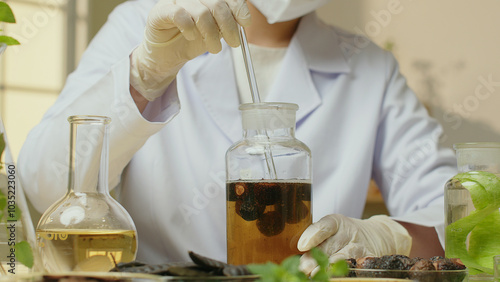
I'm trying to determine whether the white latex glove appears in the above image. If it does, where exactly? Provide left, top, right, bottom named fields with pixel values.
left=297, top=214, right=412, bottom=276
left=130, top=0, right=251, bottom=101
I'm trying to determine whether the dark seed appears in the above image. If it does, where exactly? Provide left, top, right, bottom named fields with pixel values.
left=410, top=259, right=436, bottom=271
left=379, top=255, right=407, bottom=270
left=356, top=257, right=383, bottom=269
left=433, top=258, right=460, bottom=270
left=345, top=258, right=357, bottom=268
left=227, top=182, right=249, bottom=201
left=254, top=182, right=281, bottom=206
left=286, top=200, right=309, bottom=224
left=256, top=210, right=285, bottom=237
left=429, top=256, right=446, bottom=262
left=450, top=258, right=466, bottom=270
left=239, top=196, right=265, bottom=221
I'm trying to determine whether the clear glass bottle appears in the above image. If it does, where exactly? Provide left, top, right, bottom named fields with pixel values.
left=36, top=116, right=137, bottom=272
left=226, top=103, right=312, bottom=265
left=445, top=142, right=500, bottom=280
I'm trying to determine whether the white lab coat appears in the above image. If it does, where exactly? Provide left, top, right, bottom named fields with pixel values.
left=19, top=0, right=457, bottom=263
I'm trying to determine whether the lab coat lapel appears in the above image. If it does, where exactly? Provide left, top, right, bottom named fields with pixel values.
left=265, top=42, right=321, bottom=124
left=188, top=45, right=242, bottom=142
left=266, top=13, right=350, bottom=123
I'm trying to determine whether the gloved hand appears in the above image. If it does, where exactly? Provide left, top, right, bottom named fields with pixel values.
left=130, top=0, right=251, bottom=101
left=297, top=214, right=412, bottom=275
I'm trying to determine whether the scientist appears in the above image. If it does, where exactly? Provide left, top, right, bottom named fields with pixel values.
left=19, top=0, right=456, bottom=274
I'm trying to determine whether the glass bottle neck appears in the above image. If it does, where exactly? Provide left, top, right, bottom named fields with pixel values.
left=455, top=144, right=500, bottom=174
left=243, top=127, right=295, bottom=139
left=67, top=116, right=111, bottom=194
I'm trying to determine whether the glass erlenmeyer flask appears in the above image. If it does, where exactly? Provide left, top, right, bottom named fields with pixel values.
left=36, top=116, right=137, bottom=272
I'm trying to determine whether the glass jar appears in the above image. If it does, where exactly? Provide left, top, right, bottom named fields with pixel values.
left=226, top=103, right=312, bottom=265
left=36, top=116, right=137, bottom=272
left=445, top=142, right=500, bottom=279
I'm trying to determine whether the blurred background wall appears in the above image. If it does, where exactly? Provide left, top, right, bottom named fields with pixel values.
left=0, top=0, right=125, bottom=160
left=1, top=0, right=500, bottom=218
left=320, top=0, right=500, bottom=149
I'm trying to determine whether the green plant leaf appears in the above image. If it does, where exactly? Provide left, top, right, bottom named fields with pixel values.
left=247, top=248, right=347, bottom=282
left=0, top=2, right=16, bottom=23
left=247, top=262, right=278, bottom=276
left=0, top=35, right=19, bottom=45
left=247, top=262, right=282, bottom=281
left=328, top=259, right=349, bottom=277
left=281, top=255, right=301, bottom=275
left=311, top=247, right=328, bottom=270
left=15, top=241, right=34, bottom=268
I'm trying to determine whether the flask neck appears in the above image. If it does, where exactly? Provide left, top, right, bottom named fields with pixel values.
left=68, top=116, right=111, bottom=194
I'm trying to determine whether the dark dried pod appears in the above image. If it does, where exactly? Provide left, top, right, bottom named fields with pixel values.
left=110, top=261, right=146, bottom=271
left=188, top=251, right=227, bottom=271
left=111, top=262, right=194, bottom=275
left=222, top=265, right=253, bottom=276
left=166, top=265, right=211, bottom=277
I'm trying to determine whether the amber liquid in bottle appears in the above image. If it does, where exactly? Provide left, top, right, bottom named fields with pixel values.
left=226, top=180, right=311, bottom=265
left=36, top=229, right=137, bottom=272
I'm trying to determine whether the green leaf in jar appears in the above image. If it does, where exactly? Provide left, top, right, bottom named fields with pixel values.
left=446, top=171, right=500, bottom=274
left=468, top=210, right=500, bottom=272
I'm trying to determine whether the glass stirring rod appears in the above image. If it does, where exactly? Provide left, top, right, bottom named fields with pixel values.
left=238, top=25, right=278, bottom=179
left=238, top=25, right=261, bottom=103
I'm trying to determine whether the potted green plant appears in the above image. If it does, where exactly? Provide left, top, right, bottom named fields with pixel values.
left=0, top=1, right=20, bottom=48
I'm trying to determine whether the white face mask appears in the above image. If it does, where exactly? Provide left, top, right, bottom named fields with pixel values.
left=249, top=0, right=330, bottom=24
